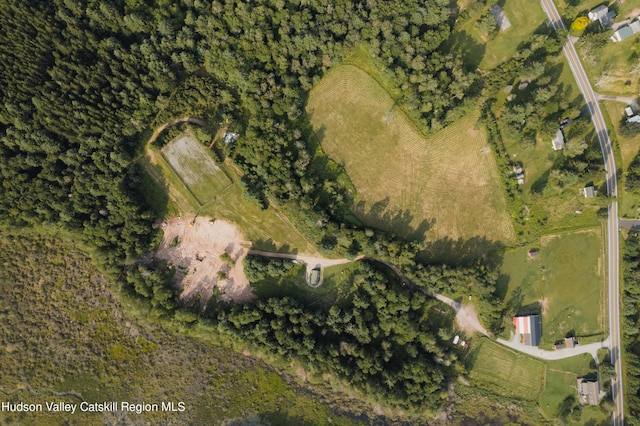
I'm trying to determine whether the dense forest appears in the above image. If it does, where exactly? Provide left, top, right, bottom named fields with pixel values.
left=622, top=232, right=640, bottom=425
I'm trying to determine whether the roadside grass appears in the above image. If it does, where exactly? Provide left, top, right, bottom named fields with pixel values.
left=452, top=0, right=548, bottom=70
left=307, top=64, right=515, bottom=249
left=160, top=133, right=231, bottom=205
left=0, top=230, right=358, bottom=426
left=468, top=339, right=545, bottom=400
left=498, top=229, right=605, bottom=346
left=602, top=100, right=640, bottom=217
left=140, top=132, right=317, bottom=254
left=497, top=55, right=605, bottom=237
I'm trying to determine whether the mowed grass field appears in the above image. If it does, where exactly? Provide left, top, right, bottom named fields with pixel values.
left=161, top=134, right=231, bottom=205
left=307, top=65, right=515, bottom=246
left=498, top=229, right=605, bottom=346
left=469, top=339, right=545, bottom=400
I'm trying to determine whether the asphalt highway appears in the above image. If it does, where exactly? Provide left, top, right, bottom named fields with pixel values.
left=539, top=1, right=623, bottom=423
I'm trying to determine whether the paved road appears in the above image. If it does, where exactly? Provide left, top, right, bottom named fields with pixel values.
left=497, top=335, right=609, bottom=362
left=540, top=1, right=623, bottom=423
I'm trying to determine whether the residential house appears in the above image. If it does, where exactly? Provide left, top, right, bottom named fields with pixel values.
left=514, top=314, right=542, bottom=346
left=583, top=186, right=596, bottom=198
left=628, top=115, right=640, bottom=124
left=577, top=378, right=600, bottom=405
left=588, top=5, right=608, bottom=22
left=552, top=129, right=565, bottom=151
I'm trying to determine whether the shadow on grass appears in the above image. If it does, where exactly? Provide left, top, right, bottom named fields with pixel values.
left=444, top=29, right=487, bottom=71
left=354, top=198, right=435, bottom=242
left=251, top=239, right=299, bottom=255
left=417, top=236, right=505, bottom=266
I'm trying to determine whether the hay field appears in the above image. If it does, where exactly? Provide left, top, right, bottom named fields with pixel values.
left=161, top=134, right=231, bottom=204
left=469, top=339, right=544, bottom=400
left=307, top=65, right=514, bottom=245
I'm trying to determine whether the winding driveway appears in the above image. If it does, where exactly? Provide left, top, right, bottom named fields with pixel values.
left=497, top=335, right=609, bottom=363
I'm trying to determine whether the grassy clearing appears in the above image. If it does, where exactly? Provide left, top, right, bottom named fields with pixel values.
left=160, top=133, right=231, bottom=205
left=498, top=229, right=605, bottom=346
left=0, top=230, right=358, bottom=426
left=451, top=0, right=547, bottom=70
left=141, top=132, right=317, bottom=254
left=468, top=339, right=545, bottom=400
left=251, top=262, right=362, bottom=309
left=307, top=64, right=514, bottom=248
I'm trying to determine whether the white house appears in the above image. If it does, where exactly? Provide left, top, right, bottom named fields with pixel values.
left=588, top=5, right=608, bottom=22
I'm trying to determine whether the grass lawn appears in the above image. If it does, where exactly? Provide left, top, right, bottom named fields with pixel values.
left=498, top=229, right=605, bottom=346
left=497, top=55, right=605, bottom=236
left=452, top=0, right=548, bottom=70
left=307, top=64, right=515, bottom=250
left=468, top=339, right=545, bottom=400
left=160, top=133, right=231, bottom=205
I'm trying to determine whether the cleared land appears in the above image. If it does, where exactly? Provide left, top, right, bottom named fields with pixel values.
left=142, top=131, right=317, bottom=254
left=307, top=65, right=514, bottom=246
left=161, top=133, right=231, bottom=205
left=498, top=229, right=605, bottom=346
left=468, top=339, right=545, bottom=400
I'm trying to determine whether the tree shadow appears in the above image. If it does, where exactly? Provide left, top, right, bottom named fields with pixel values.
left=354, top=198, right=434, bottom=242
left=250, top=239, right=299, bottom=255
left=417, top=236, right=505, bottom=266
left=445, top=29, right=487, bottom=71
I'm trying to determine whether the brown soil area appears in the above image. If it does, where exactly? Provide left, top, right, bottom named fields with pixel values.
left=156, top=217, right=254, bottom=307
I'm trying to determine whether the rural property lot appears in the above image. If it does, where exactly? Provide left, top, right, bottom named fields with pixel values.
left=499, top=229, right=604, bottom=346
left=469, top=339, right=545, bottom=400
left=161, top=133, right=231, bottom=205
left=307, top=65, right=514, bottom=246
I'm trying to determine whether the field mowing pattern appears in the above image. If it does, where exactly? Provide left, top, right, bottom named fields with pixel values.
left=307, top=65, right=514, bottom=244
left=161, top=134, right=231, bottom=205
left=469, top=339, right=544, bottom=400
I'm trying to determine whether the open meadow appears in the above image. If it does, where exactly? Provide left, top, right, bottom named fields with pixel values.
left=307, top=65, right=515, bottom=248
left=498, top=229, right=605, bottom=346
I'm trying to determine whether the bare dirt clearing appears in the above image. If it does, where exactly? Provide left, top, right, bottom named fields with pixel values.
left=156, top=217, right=254, bottom=305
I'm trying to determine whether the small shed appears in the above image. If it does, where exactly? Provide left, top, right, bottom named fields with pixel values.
left=528, top=248, right=539, bottom=259
left=310, top=268, right=321, bottom=286
left=583, top=186, right=596, bottom=198
left=626, top=107, right=635, bottom=117
left=552, top=129, right=565, bottom=151
left=565, top=336, right=578, bottom=348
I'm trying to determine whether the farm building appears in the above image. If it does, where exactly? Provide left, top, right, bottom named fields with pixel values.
left=583, top=186, right=596, bottom=198
left=611, top=20, right=640, bottom=42
left=513, top=314, right=541, bottom=346
left=552, top=129, right=565, bottom=151
left=577, top=378, right=600, bottom=405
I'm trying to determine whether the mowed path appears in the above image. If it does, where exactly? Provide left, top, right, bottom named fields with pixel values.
left=307, top=65, right=514, bottom=245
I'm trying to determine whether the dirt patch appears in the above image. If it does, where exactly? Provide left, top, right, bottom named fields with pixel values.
left=156, top=216, right=254, bottom=307
left=456, top=304, right=489, bottom=336
left=540, top=297, right=549, bottom=315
